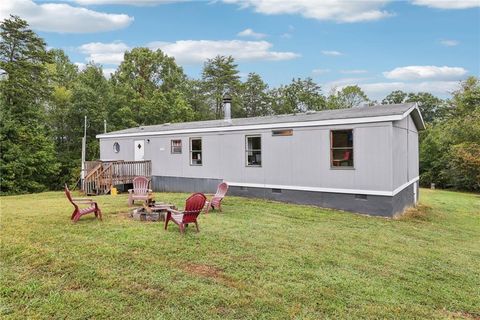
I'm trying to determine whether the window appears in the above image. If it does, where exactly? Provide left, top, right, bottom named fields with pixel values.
left=246, top=136, right=262, bottom=166
left=190, top=138, right=202, bottom=165
left=272, top=129, right=293, bottom=136
left=113, top=142, right=120, bottom=153
left=171, top=139, right=182, bottom=154
left=331, top=130, right=354, bottom=168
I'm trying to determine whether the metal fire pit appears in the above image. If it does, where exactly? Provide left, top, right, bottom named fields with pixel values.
left=130, top=203, right=176, bottom=222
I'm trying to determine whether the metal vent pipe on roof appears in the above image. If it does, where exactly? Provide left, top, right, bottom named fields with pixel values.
left=223, top=93, right=232, bottom=123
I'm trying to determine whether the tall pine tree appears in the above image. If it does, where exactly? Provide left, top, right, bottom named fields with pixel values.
left=202, top=55, right=241, bottom=119
left=0, top=16, right=59, bottom=194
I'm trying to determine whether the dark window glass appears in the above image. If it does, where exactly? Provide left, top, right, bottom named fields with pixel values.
left=246, top=136, right=262, bottom=166
left=190, top=138, right=202, bottom=165
left=113, top=142, right=120, bottom=153
left=331, top=130, right=354, bottom=168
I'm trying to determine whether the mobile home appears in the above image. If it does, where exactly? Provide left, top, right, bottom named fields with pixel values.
left=96, top=102, right=425, bottom=217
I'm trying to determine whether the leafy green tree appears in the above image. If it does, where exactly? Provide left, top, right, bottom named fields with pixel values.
left=45, top=50, right=80, bottom=187
left=446, top=142, right=480, bottom=191
left=239, top=72, right=271, bottom=117
left=270, top=77, right=326, bottom=114
left=183, top=79, right=213, bottom=120
left=111, top=47, right=190, bottom=127
left=449, top=76, right=480, bottom=117
left=201, top=55, right=241, bottom=118
left=382, top=90, right=407, bottom=104
left=419, top=77, right=480, bottom=191
left=48, top=49, right=78, bottom=89
left=406, top=92, right=447, bottom=123
left=70, top=64, right=111, bottom=161
left=327, top=85, right=369, bottom=109
left=0, top=15, right=59, bottom=194
left=382, top=90, right=447, bottom=123
left=0, top=15, right=52, bottom=116
left=145, top=90, right=194, bottom=125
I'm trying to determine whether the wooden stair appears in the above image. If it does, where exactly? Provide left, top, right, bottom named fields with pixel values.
left=83, top=160, right=152, bottom=195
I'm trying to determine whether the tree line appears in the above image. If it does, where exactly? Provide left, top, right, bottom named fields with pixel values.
left=1, top=16, right=478, bottom=194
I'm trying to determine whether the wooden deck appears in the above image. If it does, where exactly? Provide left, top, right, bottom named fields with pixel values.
left=83, top=160, right=152, bottom=195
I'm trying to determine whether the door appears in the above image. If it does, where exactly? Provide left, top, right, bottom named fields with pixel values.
left=134, top=140, right=145, bottom=161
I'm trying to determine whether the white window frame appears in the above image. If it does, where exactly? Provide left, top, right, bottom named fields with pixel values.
left=190, top=138, right=202, bottom=166
left=171, top=139, right=182, bottom=154
left=113, top=142, right=120, bottom=153
left=245, top=135, right=262, bottom=167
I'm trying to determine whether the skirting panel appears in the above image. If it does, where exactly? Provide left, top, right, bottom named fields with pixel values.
left=151, top=175, right=418, bottom=217
left=228, top=181, right=418, bottom=217
left=392, top=181, right=417, bottom=215
left=151, top=176, right=222, bottom=194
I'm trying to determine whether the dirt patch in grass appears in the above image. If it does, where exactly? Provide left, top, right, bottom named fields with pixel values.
left=440, top=309, right=480, bottom=320
left=184, top=263, right=224, bottom=279
left=183, top=264, right=244, bottom=289
left=394, top=204, right=432, bottom=221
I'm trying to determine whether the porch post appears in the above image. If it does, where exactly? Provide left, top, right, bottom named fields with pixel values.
left=81, top=116, right=87, bottom=191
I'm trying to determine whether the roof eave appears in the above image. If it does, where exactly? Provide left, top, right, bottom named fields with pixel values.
left=408, top=103, right=426, bottom=131
left=96, top=114, right=405, bottom=139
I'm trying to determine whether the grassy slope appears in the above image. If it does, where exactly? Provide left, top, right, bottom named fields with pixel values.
left=0, top=189, right=479, bottom=319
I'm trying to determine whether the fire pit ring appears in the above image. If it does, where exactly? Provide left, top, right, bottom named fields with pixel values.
left=130, top=203, right=176, bottom=222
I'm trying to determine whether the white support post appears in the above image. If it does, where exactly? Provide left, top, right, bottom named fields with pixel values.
left=80, top=116, right=87, bottom=191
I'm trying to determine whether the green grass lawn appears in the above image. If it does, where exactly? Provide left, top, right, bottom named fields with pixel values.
left=1, top=189, right=479, bottom=319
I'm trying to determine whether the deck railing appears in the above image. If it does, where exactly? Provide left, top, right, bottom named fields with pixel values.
left=83, top=160, right=152, bottom=195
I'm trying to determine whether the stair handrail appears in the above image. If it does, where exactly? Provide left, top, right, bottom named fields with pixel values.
left=85, top=163, right=103, bottom=180
left=98, top=162, right=114, bottom=194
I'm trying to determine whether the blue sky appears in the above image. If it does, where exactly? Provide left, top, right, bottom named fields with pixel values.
left=1, top=0, right=479, bottom=100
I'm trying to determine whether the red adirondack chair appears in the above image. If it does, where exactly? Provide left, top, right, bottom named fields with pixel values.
left=204, top=182, right=229, bottom=214
left=65, top=184, right=102, bottom=223
left=128, top=176, right=154, bottom=206
left=164, top=193, right=207, bottom=234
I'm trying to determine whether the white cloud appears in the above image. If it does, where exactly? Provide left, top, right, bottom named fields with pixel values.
left=237, top=28, right=267, bottom=39
left=78, top=39, right=298, bottom=66
left=74, top=0, right=186, bottom=5
left=412, top=0, right=480, bottom=9
left=340, top=69, right=368, bottom=74
left=102, top=67, right=117, bottom=78
left=321, top=50, right=344, bottom=56
left=360, top=81, right=461, bottom=99
left=222, top=0, right=393, bottom=23
left=325, top=77, right=370, bottom=89
left=79, top=42, right=130, bottom=64
left=0, top=0, right=133, bottom=33
left=383, top=65, right=467, bottom=80
left=312, top=68, right=330, bottom=75
left=74, top=62, right=87, bottom=71
left=147, top=40, right=300, bottom=64
left=74, top=61, right=115, bottom=77
left=324, top=77, right=461, bottom=100
left=439, top=39, right=459, bottom=46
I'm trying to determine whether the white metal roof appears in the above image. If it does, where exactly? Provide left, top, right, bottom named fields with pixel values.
left=97, top=103, right=425, bottom=139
